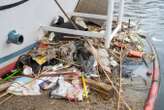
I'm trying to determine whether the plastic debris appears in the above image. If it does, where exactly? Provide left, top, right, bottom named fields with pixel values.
left=39, top=77, right=59, bottom=90
left=39, top=80, right=52, bottom=90
left=49, top=76, right=83, bottom=101
left=81, top=75, right=88, bottom=98
left=74, top=17, right=88, bottom=30
left=82, top=56, right=97, bottom=77
left=16, top=55, right=41, bottom=74
left=0, top=16, right=156, bottom=110
left=67, top=79, right=83, bottom=101
left=3, top=69, right=21, bottom=81
left=122, top=57, right=144, bottom=78
left=97, top=48, right=110, bottom=66
left=109, top=57, right=118, bottom=67
left=74, top=42, right=97, bottom=77
left=7, top=77, right=41, bottom=95
left=49, top=32, right=55, bottom=41
left=33, top=56, right=47, bottom=65
left=128, top=50, right=144, bottom=58
left=131, top=64, right=149, bottom=81
left=23, top=66, right=33, bottom=75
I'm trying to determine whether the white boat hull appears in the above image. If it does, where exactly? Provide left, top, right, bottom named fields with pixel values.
left=0, top=0, right=79, bottom=75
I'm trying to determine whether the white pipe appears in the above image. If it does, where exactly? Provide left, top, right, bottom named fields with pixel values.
left=109, top=24, right=121, bottom=42
left=105, top=0, right=115, bottom=48
left=118, top=0, right=124, bottom=25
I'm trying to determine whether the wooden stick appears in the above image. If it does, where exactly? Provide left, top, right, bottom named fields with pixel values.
left=103, top=70, right=131, bottom=110
left=108, top=49, right=120, bottom=60
left=86, top=79, right=113, bottom=93
left=0, top=82, right=12, bottom=92
left=0, top=92, right=8, bottom=98
left=0, top=95, right=13, bottom=105
left=117, top=37, right=123, bottom=110
left=86, top=40, right=131, bottom=110
left=54, top=57, right=81, bottom=67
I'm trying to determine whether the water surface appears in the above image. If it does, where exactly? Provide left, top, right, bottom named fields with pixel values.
left=124, top=0, right=164, bottom=109
left=76, top=0, right=164, bottom=109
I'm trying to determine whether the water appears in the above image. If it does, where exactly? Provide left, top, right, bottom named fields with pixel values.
left=124, top=0, right=164, bottom=109
left=77, top=0, right=164, bottom=109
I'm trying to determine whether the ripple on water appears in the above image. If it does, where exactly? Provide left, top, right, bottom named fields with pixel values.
left=123, top=0, right=164, bottom=109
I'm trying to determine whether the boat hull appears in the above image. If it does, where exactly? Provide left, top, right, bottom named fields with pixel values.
left=0, top=0, right=79, bottom=76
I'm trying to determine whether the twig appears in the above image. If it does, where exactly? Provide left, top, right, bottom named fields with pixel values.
left=117, top=37, right=124, bottom=110
left=87, top=40, right=131, bottom=110
left=0, top=95, right=13, bottom=105
left=54, top=57, right=81, bottom=67
left=0, top=92, right=8, bottom=98
left=108, top=49, right=120, bottom=60
left=103, top=70, right=131, bottom=110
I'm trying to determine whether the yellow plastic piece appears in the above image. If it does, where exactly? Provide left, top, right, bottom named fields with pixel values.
left=81, top=75, right=88, bottom=98
left=33, top=56, right=46, bottom=65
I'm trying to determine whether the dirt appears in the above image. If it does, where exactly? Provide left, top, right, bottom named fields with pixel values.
left=0, top=78, right=149, bottom=110
left=0, top=92, right=116, bottom=110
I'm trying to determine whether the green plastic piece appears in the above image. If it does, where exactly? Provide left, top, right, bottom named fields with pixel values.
left=3, top=69, right=22, bottom=81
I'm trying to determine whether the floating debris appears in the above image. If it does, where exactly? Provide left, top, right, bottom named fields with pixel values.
left=0, top=17, right=155, bottom=110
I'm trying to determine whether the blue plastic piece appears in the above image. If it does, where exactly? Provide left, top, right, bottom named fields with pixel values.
left=7, top=30, right=24, bottom=44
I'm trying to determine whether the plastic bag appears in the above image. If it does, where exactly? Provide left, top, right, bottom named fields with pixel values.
left=7, top=77, right=41, bottom=95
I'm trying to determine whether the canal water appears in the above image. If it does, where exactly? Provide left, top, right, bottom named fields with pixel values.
left=123, top=0, right=164, bottom=109
left=76, top=0, right=164, bottom=109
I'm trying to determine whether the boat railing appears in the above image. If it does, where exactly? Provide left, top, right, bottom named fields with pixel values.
left=40, top=0, right=125, bottom=48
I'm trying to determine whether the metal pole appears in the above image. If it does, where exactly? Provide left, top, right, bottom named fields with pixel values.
left=54, top=0, right=79, bottom=29
left=118, top=0, right=124, bottom=25
left=105, top=0, right=114, bottom=48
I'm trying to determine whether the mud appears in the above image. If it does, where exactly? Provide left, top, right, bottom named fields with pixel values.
left=0, top=92, right=115, bottom=110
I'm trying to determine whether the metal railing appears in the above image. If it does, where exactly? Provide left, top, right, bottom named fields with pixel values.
left=40, top=0, right=125, bottom=48
left=105, top=0, right=124, bottom=48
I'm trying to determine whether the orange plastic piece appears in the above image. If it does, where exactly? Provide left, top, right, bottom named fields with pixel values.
left=128, top=50, right=144, bottom=58
left=38, top=41, right=48, bottom=49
